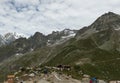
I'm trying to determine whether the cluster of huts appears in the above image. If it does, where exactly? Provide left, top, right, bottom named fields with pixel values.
left=4, top=65, right=120, bottom=83
left=5, top=65, right=71, bottom=83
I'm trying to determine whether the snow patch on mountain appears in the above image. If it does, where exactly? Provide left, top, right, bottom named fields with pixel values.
left=115, top=28, right=120, bottom=31
left=61, top=33, right=75, bottom=39
left=4, top=32, right=28, bottom=39
left=0, top=32, right=27, bottom=46
left=47, top=29, right=77, bottom=46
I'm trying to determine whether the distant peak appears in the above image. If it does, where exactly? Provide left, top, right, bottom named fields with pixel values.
left=100, top=12, right=120, bottom=19
left=4, top=32, right=13, bottom=37
left=33, top=32, right=45, bottom=38
left=104, top=12, right=116, bottom=15
left=34, top=32, right=42, bottom=35
left=102, top=12, right=119, bottom=17
left=91, top=12, right=120, bottom=26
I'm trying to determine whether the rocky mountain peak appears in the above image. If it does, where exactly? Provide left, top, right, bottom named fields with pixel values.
left=4, top=32, right=15, bottom=39
left=32, top=32, right=46, bottom=39
left=102, top=12, right=117, bottom=17
left=76, top=12, right=120, bottom=51
left=34, top=32, right=44, bottom=36
left=91, top=12, right=120, bottom=27
left=0, top=33, right=18, bottom=46
left=81, top=12, right=120, bottom=33
left=51, top=31, right=60, bottom=36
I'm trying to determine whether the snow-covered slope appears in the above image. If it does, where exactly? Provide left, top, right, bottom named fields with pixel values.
left=47, top=29, right=78, bottom=46
left=0, top=32, right=25, bottom=46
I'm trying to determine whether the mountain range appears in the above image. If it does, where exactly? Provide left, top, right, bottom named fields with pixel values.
left=0, top=12, right=120, bottom=82
left=0, top=29, right=77, bottom=62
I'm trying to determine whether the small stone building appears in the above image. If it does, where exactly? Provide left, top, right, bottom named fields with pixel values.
left=7, top=75, right=15, bottom=83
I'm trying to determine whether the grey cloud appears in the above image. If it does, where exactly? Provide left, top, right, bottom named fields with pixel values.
left=0, top=0, right=120, bottom=36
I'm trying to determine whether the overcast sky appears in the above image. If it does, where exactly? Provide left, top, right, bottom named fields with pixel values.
left=0, top=0, right=120, bottom=36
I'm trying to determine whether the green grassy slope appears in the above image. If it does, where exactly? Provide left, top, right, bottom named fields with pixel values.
left=46, top=38, right=120, bottom=80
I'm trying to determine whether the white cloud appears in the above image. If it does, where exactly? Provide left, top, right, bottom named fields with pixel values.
left=0, top=0, right=120, bottom=36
